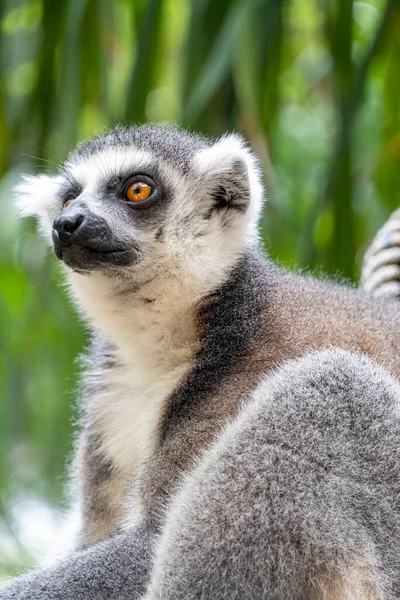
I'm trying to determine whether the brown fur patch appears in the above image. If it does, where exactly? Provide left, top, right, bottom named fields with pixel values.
left=311, top=560, right=382, bottom=600
left=78, top=434, right=127, bottom=546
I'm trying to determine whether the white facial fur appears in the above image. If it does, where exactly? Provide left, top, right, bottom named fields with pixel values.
left=15, top=133, right=264, bottom=342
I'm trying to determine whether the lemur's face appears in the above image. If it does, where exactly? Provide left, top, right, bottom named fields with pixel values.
left=16, top=125, right=263, bottom=281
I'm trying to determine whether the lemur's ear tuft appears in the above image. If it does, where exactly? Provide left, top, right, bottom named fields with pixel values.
left=14, top=173, right=62, bottom=217
left=194, top=134, right=264, bottom=225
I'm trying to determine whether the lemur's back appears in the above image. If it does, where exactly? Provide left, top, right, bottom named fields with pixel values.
left=262, top=258, right=400, bottom=375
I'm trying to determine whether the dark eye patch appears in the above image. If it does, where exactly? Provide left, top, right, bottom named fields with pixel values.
left=58, top=179, right=82, bottom=205
left=102, top=170, right=164, bottom=212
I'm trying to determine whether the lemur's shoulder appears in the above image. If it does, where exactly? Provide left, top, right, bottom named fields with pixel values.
left=200, top=248, right=400, bottom=376
left=256, top=258, right=400, bottom=376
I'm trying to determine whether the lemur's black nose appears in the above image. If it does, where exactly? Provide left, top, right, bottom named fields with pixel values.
left=52, top=208, right=124, bottom=264
left=53, top=212, right=85, bottom=243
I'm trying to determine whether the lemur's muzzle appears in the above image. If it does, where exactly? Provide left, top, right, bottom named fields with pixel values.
left=52, top=207, right=135, bottom=270
left=53, top=209, right=114, bottom=249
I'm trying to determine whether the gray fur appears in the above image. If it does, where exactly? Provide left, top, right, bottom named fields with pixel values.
left=4, top=126, right=400, bottom=599
left=67, top=124, right=210, bottom=174
left=146, top=349, right=400, bottom=599
left=136, top=250, right=400, bottom=524
left=1, top=524, right=156, bottom=600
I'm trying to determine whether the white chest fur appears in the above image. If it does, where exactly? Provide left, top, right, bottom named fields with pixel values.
left=94, top=356, right=193, bottom=476
left=71, top=270, right=199, bottom=478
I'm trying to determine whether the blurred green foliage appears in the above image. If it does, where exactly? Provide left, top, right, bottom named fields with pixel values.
left=0, top=0, right=398, bottom=575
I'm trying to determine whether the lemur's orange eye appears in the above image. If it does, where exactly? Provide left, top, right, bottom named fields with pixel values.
left=126, top=181, right=152, bottom=202
left=63, top=199, right=72, bottom=209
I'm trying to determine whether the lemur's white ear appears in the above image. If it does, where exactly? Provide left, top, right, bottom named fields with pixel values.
left=194, top=134, right=264, bottom=227
left=14, top=173, right=63, bottom=217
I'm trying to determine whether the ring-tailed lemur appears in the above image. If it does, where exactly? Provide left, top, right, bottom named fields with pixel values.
left=2, top=124, right=400, bottom=599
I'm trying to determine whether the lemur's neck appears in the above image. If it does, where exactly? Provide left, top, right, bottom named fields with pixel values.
left=68, top=268, right=206, bottom=377
left=68, top=248, right=263, bottom=377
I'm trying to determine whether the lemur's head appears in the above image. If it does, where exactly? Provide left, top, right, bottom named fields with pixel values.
left=16, top=125, right=263, bottom=297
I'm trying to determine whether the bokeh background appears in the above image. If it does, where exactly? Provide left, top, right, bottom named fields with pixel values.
left=0, top=0, right=398, bottom=576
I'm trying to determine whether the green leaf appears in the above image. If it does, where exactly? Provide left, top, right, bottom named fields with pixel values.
left=183, top=0, right=256, bottom=124
left=125, top=0, right=163, bottom=124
